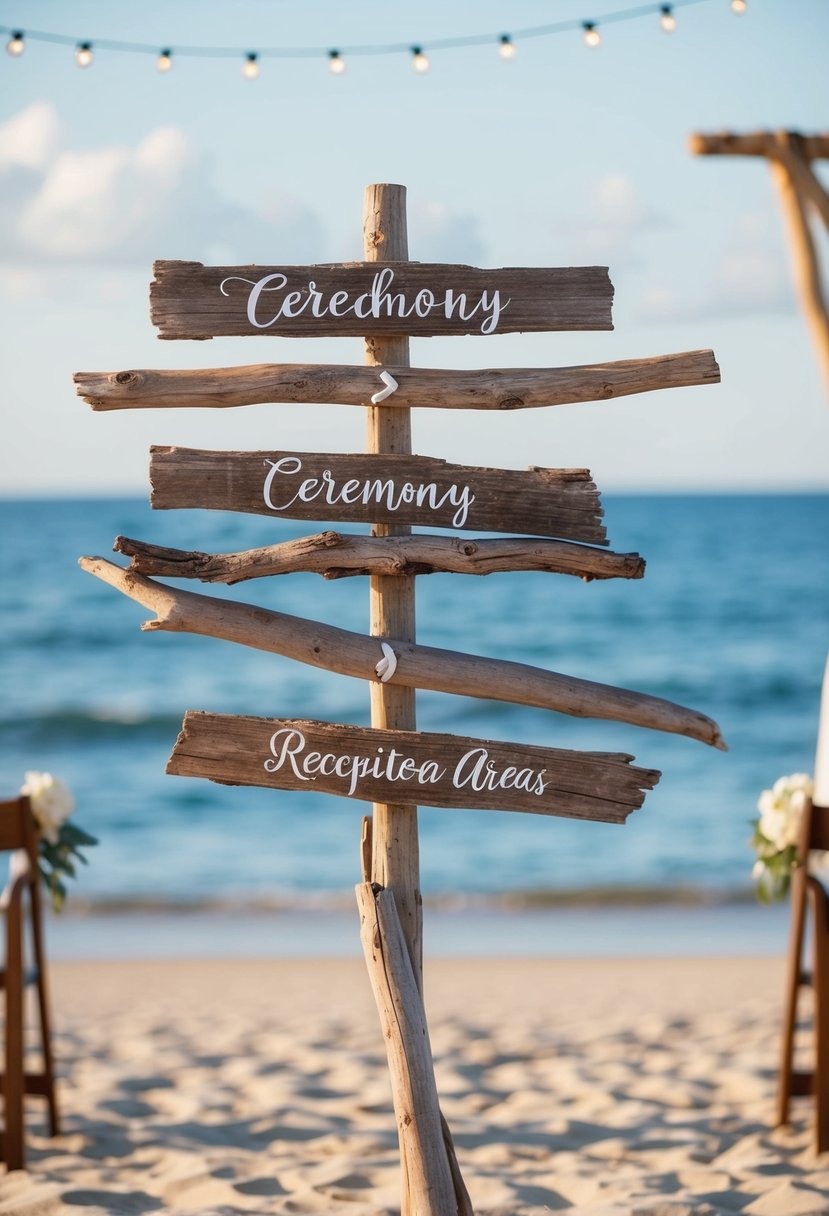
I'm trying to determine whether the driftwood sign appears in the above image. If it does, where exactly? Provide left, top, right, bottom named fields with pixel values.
left=150, top=261, right=614, bottom=340
left=167, top=712, right=660, bottom=823
left=115, top=531, right=647, bottom=583
left=78, top=555, right=727, bottom=750
left=74, top=350, right=719, bottom=412
left=149, top=447, right=607, bottom=544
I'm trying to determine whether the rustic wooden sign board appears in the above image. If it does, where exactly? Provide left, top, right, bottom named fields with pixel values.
left=167, top=712, right=659, bottom=823
left=150, top=261, right=614, bottom=339
left=149, top=447, right=607, bottom=544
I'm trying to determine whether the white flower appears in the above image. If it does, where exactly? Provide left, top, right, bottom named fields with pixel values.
left=757, top=773, right=813, bottom=851
left=20, top=771, right=75, bottom=845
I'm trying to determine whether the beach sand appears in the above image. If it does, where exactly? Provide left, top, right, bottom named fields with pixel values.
left=1, top=955, right=827, bottom=1214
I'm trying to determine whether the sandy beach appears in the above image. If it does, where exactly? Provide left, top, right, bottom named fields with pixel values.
left=0, top=954, right=826, bottom=1215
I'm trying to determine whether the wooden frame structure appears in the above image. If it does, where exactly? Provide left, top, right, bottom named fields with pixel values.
left=690, top=130, right=829, bottom=397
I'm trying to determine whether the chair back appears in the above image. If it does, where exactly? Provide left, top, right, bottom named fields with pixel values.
left=0, top=794, right=60, bottom=1168
left=801, top=798, right=829, bottom=863
left=0, top=797, right=38, bottom=871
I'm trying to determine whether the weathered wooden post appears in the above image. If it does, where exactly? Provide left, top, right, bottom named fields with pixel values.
left=76, top=181, right=725, bottom=1214
left=362, top=185, right=422, bottom=977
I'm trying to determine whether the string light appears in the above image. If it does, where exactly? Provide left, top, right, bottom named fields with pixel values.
left=0, top=4, right=745, bottom=77
left=411, top=46, right=430, bottom=73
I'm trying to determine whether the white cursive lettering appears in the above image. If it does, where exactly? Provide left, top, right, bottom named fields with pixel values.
left=264, top=728, right=448, bottom=797
left=262, top=456, right=476, bottom=528
left=219, top=267, right=510, bottom=335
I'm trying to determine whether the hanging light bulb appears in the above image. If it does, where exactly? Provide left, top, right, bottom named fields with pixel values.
left=411, top=46, right=430, bottom=73
left=659, top=6, right=677, bottom=32
left=498, top=35, right=516, bottom=61
left=6, top=31, right=25, bottom=57
left=75, top=41, right=94, bottom=68
left=242, top=52, right=259, bottom=80
left=582, top=22, right=601, bottom=48
left=731, top=0, right=747, bottom=12
left=328, top=50, right=345, bottom=75
left=157, top=48, right=173, bottom=72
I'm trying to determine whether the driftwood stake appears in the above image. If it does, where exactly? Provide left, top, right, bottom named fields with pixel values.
left=77, top=556, right=726, bottom=749
left=356, top=882, right=460, bottom=1216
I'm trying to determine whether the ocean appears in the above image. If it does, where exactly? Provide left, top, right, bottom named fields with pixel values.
left=1, top=494, right=826, bottom=953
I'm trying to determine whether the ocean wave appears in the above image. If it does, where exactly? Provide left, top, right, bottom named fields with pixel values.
left=53, top=883, right=756, bottom=918
left=1, top=707, right=184, bottom=743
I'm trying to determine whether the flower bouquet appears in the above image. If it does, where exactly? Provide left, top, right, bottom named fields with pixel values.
left=750, top=773, right=813, bottom=903
left=20, top=772, right=98, bottom=912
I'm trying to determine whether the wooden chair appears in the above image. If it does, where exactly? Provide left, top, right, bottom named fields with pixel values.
left=0, top=796, right=60, bottom=1171
left=777, top=796, right=829, bottom=1153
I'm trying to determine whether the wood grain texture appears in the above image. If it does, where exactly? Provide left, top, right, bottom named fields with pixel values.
left=149, top=447, right=608, bottom=545
left=150, top=260, right=614, bottom=339
left=74, top=350, right=719, bottom=412
left=114, top=530, right=646, bottom=583
left=78, top=556, right=727, bottom=750
left=167, top=713, right=660, bottom=822
left=356, top=883, right=459, bottom=1215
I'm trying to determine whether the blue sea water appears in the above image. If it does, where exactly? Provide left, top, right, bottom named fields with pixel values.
left=0, top=495, right=827, bottom=919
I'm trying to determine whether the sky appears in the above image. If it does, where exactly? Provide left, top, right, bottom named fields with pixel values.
left=1, top=0, right=828, bottom=495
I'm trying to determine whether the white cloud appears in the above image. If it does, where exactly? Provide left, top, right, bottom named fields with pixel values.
left=0, top=102, right=328, bottom=267
left=0, top=100, right=62, bottom=171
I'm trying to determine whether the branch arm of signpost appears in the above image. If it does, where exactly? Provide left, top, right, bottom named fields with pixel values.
left=73, top=350, right=719, bottom=411
left=113, top=532, right=645, bottom=583
left=78, top=556, right=726, bottom=751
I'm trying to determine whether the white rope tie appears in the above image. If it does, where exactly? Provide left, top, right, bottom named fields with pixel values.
left=370, top=370, right=399, bottom=404
left=375, top=641, right=398, bottom=683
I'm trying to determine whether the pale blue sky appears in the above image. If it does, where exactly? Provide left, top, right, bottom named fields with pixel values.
left=1, top=0, right=827, bottom=494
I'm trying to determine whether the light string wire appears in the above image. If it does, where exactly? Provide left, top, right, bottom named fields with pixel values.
left=1, top=0, right=734, bottom=66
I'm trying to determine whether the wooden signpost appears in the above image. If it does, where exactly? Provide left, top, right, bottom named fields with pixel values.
left=167, top=713, right=659, bottom=823
left=149, top=447, right=607, bottom=542
left=150, top=260, right=613, bottom=338
left=77, top=182, right=723, bottom=1216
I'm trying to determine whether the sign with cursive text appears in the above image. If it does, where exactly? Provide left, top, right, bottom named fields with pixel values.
left=149, top=447, right=608, bottom=544
left=167, top=712, right=660, bottom=823
left=150, top=261, right=614, bottom=340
